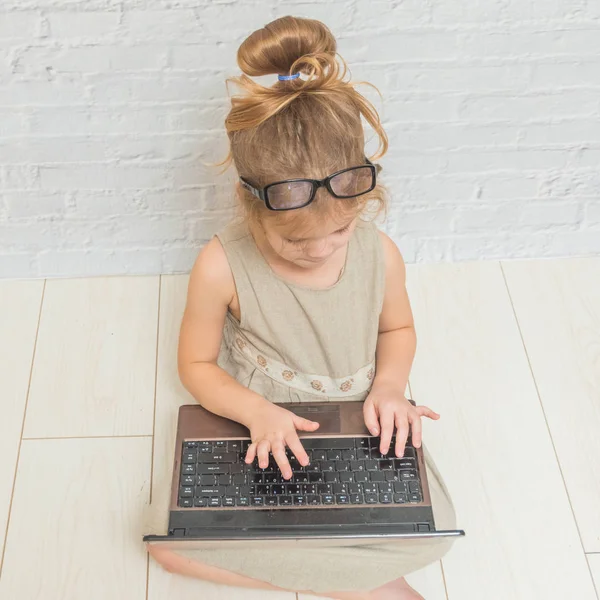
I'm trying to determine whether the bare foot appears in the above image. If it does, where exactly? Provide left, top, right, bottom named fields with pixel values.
left=371, top=577, right=425, bottom=600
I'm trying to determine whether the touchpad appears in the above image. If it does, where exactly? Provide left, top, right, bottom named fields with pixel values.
left=287, top=404, right=341, bottom=433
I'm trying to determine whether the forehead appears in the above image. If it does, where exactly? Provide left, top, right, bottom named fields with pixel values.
left=267, top=211, right=356, bottom=241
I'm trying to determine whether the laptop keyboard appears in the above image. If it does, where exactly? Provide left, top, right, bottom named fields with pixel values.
left=178, top=436, right=423, bottom=509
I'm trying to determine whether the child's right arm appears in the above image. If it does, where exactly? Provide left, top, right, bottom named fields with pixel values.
left=177, top=237, right=319, bottom=479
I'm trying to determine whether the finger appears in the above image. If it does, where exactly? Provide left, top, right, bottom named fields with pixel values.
left=256, top=440, right=271, bottom=469
left=363, top=399, right=380, bottom=437
left=245, top=442, right=256, bottom=464
left=416, top=405, right=440, bottom=420
left=292, top=415, right=320, bottom=431
left=378, top=410, right=395, bottom=455
left=271, top=441, right=292, bottom=480
left=285, top=432, right=310, bottom=467
left=410, top=411, right=423, bottom=448
left=394, top=416, right=410, bottom=458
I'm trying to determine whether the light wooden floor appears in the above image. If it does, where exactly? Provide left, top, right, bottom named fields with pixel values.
left=0, top=258, right=599, bottom=600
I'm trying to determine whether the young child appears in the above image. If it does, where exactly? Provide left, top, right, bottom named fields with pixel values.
left=147, top=16, right=456, bottom=600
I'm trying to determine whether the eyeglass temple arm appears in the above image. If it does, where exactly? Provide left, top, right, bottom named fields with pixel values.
left=240, top=178, right=265, bottom=201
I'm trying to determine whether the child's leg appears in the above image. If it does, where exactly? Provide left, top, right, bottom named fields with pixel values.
left=147, top=543, right=289, bottom=592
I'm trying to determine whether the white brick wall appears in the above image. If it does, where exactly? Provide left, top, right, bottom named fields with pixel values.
left=1, top=0, right=599, bottom=278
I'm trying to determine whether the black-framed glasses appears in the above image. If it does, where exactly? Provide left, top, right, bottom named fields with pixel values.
left=239, top=158, right=380, bottom=211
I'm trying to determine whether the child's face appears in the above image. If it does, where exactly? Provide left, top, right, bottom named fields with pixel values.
left=261, top=213, right=358, bottom=269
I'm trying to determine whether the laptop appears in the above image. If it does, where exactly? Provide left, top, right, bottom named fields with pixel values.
left=143, top=400, right=465, bottom=548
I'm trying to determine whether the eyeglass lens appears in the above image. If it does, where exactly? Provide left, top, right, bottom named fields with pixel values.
left=266, top=167, right=374, bottom=210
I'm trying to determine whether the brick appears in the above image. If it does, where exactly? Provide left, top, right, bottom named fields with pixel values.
left=392, top=206, right=455, bottom=235
left=39, top=164, right=172, bottom=190
left=521, top=119, right=600, bottom=146
left=45, top=11, right=120, bottom=38
left=36, top=247, right=162, bottom=278
left=169, top=44, right=237, bottom=71
left=0, top=110, right=27, bottom=136
left=538, top=170, right=600, bottom=198
left=583, top=201, right=600, bottom=225
left=0, top=253, right=36, bottom=278
left=2, top=166, right=40, bottom=190
left=459, top=89, right=600, bottom=122
left=445, top=149, right=569, bottom=174
left=351, top=0, right=431, bottom=30
left=5, top=191, right=67, bottom=218
left=0, top=12, right=40, bottom=40
left=0, top=81, right=87, bottom=107
left=121, top=10, right=203, bottom=42
left=0, top=137, right=109, bottom=163
left=15, top=46, right=112, bottom=75
left=531, top=60, right=600, bottom=88
left=431, top=0, right=506, bottom=23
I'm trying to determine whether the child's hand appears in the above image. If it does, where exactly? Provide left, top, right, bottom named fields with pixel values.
left=363, top=382, right=440, bottom=457
left=244, top=403, right=320, bottom=480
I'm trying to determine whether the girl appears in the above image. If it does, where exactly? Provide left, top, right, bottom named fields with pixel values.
left=147, top=16, right=456, bottom=600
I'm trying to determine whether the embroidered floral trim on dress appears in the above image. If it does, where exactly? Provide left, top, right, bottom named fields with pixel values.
left=231, top=329, right=375, bottom=398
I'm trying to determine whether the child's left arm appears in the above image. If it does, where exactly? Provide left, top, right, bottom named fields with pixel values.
left=363, top=232, right=440, bottom=458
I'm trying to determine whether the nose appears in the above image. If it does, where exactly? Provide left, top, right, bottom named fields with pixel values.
left=305, top=241, right=332, bottom=260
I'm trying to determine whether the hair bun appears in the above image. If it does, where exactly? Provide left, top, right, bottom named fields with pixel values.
left=237, top=16, right=337, bottom=78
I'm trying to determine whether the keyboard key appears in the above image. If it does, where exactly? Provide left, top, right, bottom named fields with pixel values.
left=379, top=493, right=392, bottom=504
left=317, top=483, right=333, bottom=494
left=198, top=451, right=237, bottom=463
left=215, top=441, right=227, bottom=448
left=409, top=481, right=421, bottom=494
left=183, top=452, right=196, bottom=464
left=356, top=448, right=369, bottom=459
left=327, top=450, right=343, bottom=461
left=402, top=447, right=417, bottom=459
left=350, top=493, right=363, bottom=504
left=350, top=460, right=365, bottom=472
left=196, top=486, right=225, bottom=495
left=179, top=497, right=193, bottom=508
left=342, top=450, right=356, bottom=461
left=400, top=469, right=418, bottom=480
left=379, top=459, right=393, bottom=470
left=370, top=472, right=384, bottom=482
left=182, top=464, right=196, bottom=475
left=308, top=472, right=324, bottom=483
left=324, top=472, right=338, bottom=483
left=293, top=495, right=307, bottom=506
left=293, top=472, right=308, bottom=483
left=307, top=495, right=321, bottom=505
left=251, top=473, right=264, bottom=484
left=339, top=472, right=354, bottom=483
left=336, top=461, right=350, bottom=471
left=271, top=484, right=285, bottom=495
left=312, top=450, right=327, bottom=461
left=218, top=474, right=231, bottom=486
left=257, top=484, right=270, bottom=495
left=230, top=463, right=244, bottom=474
left=365, top=460, right=378, bottom=471
left=394, top=493, right=408, bottom=504
left=356, top=438, right=369, bottom=448
left=232, top=474, right=247, bottom=485
left=198, top=464, right=229, bottom=475
left=364, top=493, right=378, bottom=504
left=223, top=496, right=235, bottom=507
left=302, top=484, right=317, bottom=495
left=355, top=472, right=369, bottom=483
left=184, top=441, right=199, bottom=449
left=410, top=493, right=422, bottom=503
left=286, top=484, right=301, bottom=495
left=265, top=496, right=278, bottom=506
left=208, top=496, right=221, bottom=507
left=385, top=471, right=399, bottom=482
left=363, top=483, right=377, bottom=494
left=335, top=494, right=349, bottom=504
left=306, top=463, right=320, bottom=473
left=322, top=494, right=335, bottom=505
left=378, top=482, right=393, bottom=494
left=181, top=475, right=195, bottom=486
left=321, top=460, right=336, bottom=472
left=199, top=446, right=212, bottom=454
left=179, top=486, right=193, bottom=498
left=199, top=474, right=217, bottom=486
left=228, top=441, right=242, bottom=451
left=333, top=483, right=348, bottom=494
left=194, top=496, right=208, bottom=507
left=368, top=437, right=380, bottom=448
left=236, top=496, right=249, bottom=506
left=349, top=483, right=362, bottom=494
left=395, top=458, right=416, bottom=469
left=251, top=496, right=264, bottom=506
left=278, top=495, right=293, bottom=506
left=303, top=438, right=355, bottom=449
left=394, top=481, right=408, bottom=493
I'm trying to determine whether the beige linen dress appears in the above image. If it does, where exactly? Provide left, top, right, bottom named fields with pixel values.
left=145, top=218, right=457, bottom=593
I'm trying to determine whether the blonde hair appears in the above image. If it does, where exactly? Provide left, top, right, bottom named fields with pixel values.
left=221, top=16, right=389, bottom=228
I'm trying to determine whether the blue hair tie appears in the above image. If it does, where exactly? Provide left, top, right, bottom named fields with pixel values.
left=278, top=73, right=300, bottom=81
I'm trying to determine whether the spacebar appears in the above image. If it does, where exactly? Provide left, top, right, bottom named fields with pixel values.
left=301, top=438, right=357, bottom=449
